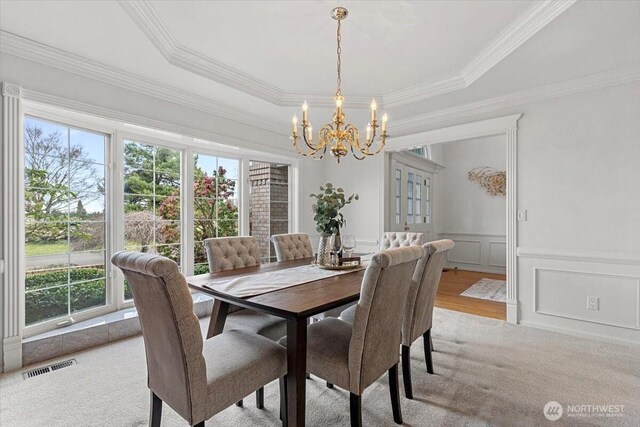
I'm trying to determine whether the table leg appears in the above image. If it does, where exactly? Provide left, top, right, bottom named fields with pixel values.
left=286, top=317, right=307, bottom=427
left=206, top=299, right=230, bottom=339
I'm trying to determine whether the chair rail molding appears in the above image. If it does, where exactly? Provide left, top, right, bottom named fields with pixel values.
left=518, top=247, right=640, bottom=266
left=390, top=114, right=522, bottom=323
left=1, top=82, right=24, bottom=372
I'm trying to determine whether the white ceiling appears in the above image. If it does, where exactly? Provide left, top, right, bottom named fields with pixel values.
left=148, top=0, right=529, bottom=94
left=0, top=0, right=638, bottom=128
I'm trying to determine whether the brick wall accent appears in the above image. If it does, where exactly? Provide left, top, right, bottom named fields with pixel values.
left=249, top=162, right=289, bottom=261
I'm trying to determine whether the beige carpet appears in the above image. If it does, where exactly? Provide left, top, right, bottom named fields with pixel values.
left=1, top=308, right=638, bottom=426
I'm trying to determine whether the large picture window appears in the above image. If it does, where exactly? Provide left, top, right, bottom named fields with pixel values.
left=192, top=154, right=240, bottom=274
left=24, top=116, right=108, bottom=326
left=123, top=140, right=182, bottom=298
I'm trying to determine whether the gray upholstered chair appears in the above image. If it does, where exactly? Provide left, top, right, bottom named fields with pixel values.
left=111, top=251, right=287, bottom=427
left=271, top=233, right=314, bottom=261
left=203, top=236, right=287, bottom=408
left=280, top=246, right=426, bottom=426
left=340, top=239, right=454, bottom=399
left=380, top=232, right=424, bottom=250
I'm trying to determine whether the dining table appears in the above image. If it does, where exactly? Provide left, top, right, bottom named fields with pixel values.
left=186, top=257, right=367, bottom=427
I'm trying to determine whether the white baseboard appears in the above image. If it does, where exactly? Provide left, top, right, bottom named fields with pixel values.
left=445, top=263, right=506, bottom=275
left=3, top=335, right=22, bottom=373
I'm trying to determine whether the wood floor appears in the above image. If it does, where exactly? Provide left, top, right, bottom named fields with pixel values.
left=435, top=269, right=506, bottom=321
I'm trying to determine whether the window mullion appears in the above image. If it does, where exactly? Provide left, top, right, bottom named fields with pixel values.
left=183, top=144, right=194, bottom=276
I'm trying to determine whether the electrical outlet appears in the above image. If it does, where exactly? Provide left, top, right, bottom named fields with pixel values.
left=517, top=210, right=527, bottom=221
left=587, top=296, right=599, bottom=311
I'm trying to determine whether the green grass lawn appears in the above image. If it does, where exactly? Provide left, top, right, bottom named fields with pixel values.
left=25, top=241, right=68, bottom=256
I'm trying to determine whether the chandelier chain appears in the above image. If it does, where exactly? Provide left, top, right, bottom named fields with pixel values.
left=336, top=18, right=342, bottom=95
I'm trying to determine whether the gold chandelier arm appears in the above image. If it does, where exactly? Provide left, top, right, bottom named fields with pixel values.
left=293, top=135, right=323, bottom=157
left=300, top=123, right=319, bottom=151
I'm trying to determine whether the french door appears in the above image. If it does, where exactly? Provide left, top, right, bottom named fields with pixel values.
left=389, top=158, right=434, bottom=241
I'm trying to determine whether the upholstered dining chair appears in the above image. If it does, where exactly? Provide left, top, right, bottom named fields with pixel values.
left=340, top=239, right=454, bottom=399
left=380, top=232, right=424, bottom=250
left=271, top=233, right=314, bottom=261
left=203, top=236, right=287, bottom=408
left=111, top=251, right=287, bottom=427
left=279, top=246, right=426, bottom=426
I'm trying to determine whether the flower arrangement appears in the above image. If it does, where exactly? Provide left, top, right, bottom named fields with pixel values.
left=309, top=183, right=359, bottom=235
left=468, top=167, right=506, bottom=196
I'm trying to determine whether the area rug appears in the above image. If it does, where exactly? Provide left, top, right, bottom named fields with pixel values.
left=460, top=278, right=507, bottom=302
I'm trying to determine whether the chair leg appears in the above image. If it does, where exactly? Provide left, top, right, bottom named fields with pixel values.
left=350, top=393, right=362, bottom=427
left=150, top=391, right=162, bottom=427
left=388, top=364, right=403, bottom=424
left=256, top=387, right=264, bottom=409
left=424, top=329, right=434, bottom=374
left=236, top=399, right=243, bottom=407
left=279, top=376, right=287, bottom=425
left=401, top=345, right=413, bottom=399
left=326, top=381, right=334, bottom=389
left=193, top=423, right=205, bottom=427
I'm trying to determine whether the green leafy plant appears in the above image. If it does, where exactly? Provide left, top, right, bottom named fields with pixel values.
left=309, top=183, right=359, bottom=235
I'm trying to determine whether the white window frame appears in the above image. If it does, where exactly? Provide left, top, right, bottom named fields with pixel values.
left=21, top=102, right=299, bottom=337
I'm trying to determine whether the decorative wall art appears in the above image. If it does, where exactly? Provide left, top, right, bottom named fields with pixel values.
left=468, top=167, right=506, bottom=196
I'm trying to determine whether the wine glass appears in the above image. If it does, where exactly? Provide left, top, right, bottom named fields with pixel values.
left=341, top=235, right=356, bottom=258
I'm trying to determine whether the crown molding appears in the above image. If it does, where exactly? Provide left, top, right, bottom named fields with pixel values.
left=119, top=0, right=574, bottom=109
left=0, top=31, right=287, bottom=136
left=389, top=64, right=640, bottom=136
left=117, top=0, right=282, bottom=104
left=21, top=89, right=296, bottom=159
left=383, top=0, right=576, bottom=107
left=389, top=114, right=522, bottom=151
left=461, top=0, right=576, bottom=85
left=118, top=0, right=377, bottom=108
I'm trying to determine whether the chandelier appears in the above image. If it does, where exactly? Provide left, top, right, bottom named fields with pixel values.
left=291, top=7, right=388, bottom=163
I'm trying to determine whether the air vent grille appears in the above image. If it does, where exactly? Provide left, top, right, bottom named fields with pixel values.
left=22, top=359, right=77, bottom=379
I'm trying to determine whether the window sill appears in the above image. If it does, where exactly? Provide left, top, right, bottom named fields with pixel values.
left=22, top=293, right=214, bottom=367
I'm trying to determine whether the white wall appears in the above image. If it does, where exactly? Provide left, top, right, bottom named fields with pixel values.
left=434, top=135, right=506, bottom=274
left=514, top=81, right=640, bottom=344
left=341, top=81, right=640, bottom=343
left=319, top=154, right=385, bottom=254
left=436, top=136, right=506, bottom=234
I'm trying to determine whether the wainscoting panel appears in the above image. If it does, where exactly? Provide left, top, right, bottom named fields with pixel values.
left=439, top=233, right=506, bottom=274
left=518, top=247, right=640, bottom=344
left=534, top=268, right=640, bottom=330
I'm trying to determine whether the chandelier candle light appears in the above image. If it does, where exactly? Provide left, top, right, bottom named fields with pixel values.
left=291, top=7, right=388, bottom=163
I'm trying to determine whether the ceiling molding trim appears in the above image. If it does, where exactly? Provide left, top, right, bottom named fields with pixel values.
left=461, top=0, right=577, bottom=85
left=281, top=91, right=382, bottom=110
left=118, top=0, right=375, bottom=108
left=389, top=114, right=522, bottom=151
left=118, top=0, right=283, bottom=104
left=22, top=89, right=297, bottom=159
left=0, top=31, right=287, bottom=136
left=383, top=0, right=576, bottom=107
left=389, top=64, right=640, bottom=136
left=382, top=76, right=466, bottom=108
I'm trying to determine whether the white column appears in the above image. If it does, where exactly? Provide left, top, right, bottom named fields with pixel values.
left=506, top=127, right=518, bottom=324
left=2, top=82, right=24, bottom=371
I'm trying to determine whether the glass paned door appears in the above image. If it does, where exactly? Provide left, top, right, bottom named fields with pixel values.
left=389, top=158, right=434, bottom=240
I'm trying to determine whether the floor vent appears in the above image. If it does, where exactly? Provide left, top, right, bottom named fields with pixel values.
left=22, top=359, right=77, bottom=379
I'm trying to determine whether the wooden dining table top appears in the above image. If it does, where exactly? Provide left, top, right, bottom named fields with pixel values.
left=186, top=257, right=366, bottom=318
